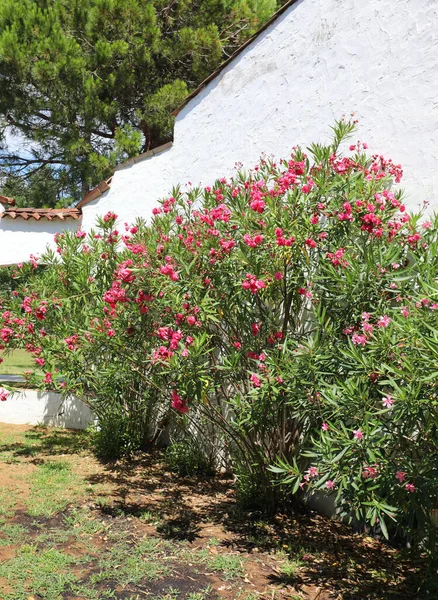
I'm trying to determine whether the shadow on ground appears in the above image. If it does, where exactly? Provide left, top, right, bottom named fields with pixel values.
left=85, top=451, right=426, bottom=600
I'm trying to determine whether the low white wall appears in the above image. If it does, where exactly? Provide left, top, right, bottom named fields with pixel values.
left=0, top=216, right=80, bottom=267
left=82, top=0, right=438, bottom=232
left=0, top=389, right=94, bottom=430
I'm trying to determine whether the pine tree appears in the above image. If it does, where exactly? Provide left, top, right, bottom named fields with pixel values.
left=0, top=0, right=277, bottom=206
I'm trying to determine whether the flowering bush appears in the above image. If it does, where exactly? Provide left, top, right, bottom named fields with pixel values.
left=2, top=121, right=438, bottom=550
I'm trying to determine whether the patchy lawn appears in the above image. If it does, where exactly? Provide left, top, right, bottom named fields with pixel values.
left=0, top=422, right=427, bottom=600
left=0, top=349, right=33, bottom=375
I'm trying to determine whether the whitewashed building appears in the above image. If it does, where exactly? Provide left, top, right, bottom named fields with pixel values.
left=1, top=0, right=438, bottom=266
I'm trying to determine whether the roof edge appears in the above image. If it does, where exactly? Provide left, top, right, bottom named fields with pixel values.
left=172, top=0, right=299, bottom=117
left=114, top=141, right=173, bottom=172
left=0, top=195, right=16, bottom=207
left=1, top=207, right=82, bottom=221
left=77, top=177, right=112, bottom=209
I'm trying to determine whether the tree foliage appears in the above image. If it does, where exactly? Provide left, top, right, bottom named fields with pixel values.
left=0, top=0, right=277, bottom=204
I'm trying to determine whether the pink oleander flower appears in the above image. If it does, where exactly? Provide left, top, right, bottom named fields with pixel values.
left=362, top=322, right=373, bottom=334
left=362, top=465, right=378, bottom=479
left=377, top=315, right=392, bottom=328
left=274, top=271, right=283, bottom=280
left=326, top=480, right=335, bottom=490
left=0, top=388, right=9, bottom=402
left=422, top=221, right=432, bottom=229
left=242, top=273, right=266, bottom=294
left=251, top=323, right=261, bottom=336
left=353, top=429, right=364, bottom=440
left=171, top=390, right=189, bottom=413
left=322, top=422, right=329, bottom=431
left=44, top=372, right=53, bottom=385
left=396, top=470, right=407, bottom=483
left=405, top=483, right=416, bottom=493
left=250, top=373, right=261, bottom=387
left=401, top=306, right=409, bottom=318
left=351, top=333, right=367, bottom=346
left=307, top=466, right=318, bottom=478
left=382, top=395, right=394, bottom=408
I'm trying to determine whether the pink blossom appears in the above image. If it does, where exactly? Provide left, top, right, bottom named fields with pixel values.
left=326, top=480, right=335, bottom=490
left=422, top=221, right=432, bottom=229
left=382, top=395, right=394, bottom=408
left=307, top=466, right=318, bottom=478
left=351, top=333, right=367, bottom=346
left=362, top=465, right=378, bottom=479
left=103, top=211, right=117, bottom=222
left=44, top=372, right=53, bottom=385
left=405, top=483, right=416, bottom=493
left=0, top=389, right=9, bottom=402
left=353, top=429, right=364, bottom=440
left=274, top=271, right=283, bottom=281
left=171, top=390, right=189, bottom=413
left=377, top=315, right=392, bottom=328
left=249, top=199, right=265, bottom=213
left=251, top=323, right=261, bottom=336
left=396, top=470, right=407, bottom=483
left=321, top=422, right=329, bottom=431
left=242, top=273, right=266, bottom=294
left=401, top=306, right=409, bottom=318
left=362, top=322, right=373, bottom=334
left=250, top=373, right=261, bottom=387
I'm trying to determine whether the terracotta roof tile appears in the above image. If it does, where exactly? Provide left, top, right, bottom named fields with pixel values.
left=1, top=207, right=82, bottom=221
left=0, top=195, right=16, bottom=207
left=76, top=177, right=113, bottom=209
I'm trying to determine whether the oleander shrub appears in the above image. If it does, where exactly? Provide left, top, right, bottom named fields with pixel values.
left=1, top=121, right=438, bottom=554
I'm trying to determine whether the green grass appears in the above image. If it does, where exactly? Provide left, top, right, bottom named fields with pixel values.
left=0, top=544, right=78, bottom=600
left=26, top=459, right=85, bottom=517
left=0, top=349, right=33, bottom=375
left=91, top=537, right=172, bottom=586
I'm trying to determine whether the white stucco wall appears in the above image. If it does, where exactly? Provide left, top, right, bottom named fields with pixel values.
left=0, top=389, right=94, bottom=429
left=0, top=214, right=80, bottom=267
left=82, top=0, right=438, bottom=230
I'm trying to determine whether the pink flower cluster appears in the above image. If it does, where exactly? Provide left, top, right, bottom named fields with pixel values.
left=242, top=273, right=266, bottom=294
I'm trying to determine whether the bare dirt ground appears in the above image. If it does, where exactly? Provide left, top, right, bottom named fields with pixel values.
left=0, top=422, right=426, bottom=600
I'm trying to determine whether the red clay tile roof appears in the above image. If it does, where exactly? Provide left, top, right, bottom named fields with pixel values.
left=76, top=177, right=113, bottom=209
left=1, top=208, right=81, bottom=221
left=0, top=195, right=16, bottom=207
left=172, top=0, right=299, bottom=117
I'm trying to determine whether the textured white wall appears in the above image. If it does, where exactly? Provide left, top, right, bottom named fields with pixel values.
left=82, top=0, right=438, bottom=231
left=0, top=215, right=80, bottom=267
left=0, top=389, right=94, bottom=429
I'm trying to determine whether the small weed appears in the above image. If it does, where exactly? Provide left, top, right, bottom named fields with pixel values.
left=0, top=522, right=27, bottom=546
left=64, top=507, right=106, bottom=537
left=279, top=557, right=303, bottom=579
left=91, top=538, right=171, bottom=586
left=138, top=509, right=161, bottom=525
left=208, top=553, right=244, bottom=580
left=186, top=587, right=213, bottom=599
left=0, top=489, right=16, bottom=518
